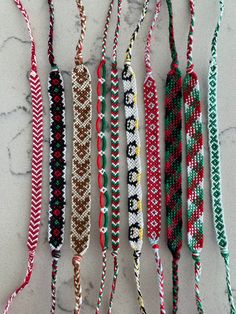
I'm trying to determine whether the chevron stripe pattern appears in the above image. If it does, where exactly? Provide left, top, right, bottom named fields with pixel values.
left=208, top=1, right=236, bottom=312
left=4, top=2, right=44, bottom=313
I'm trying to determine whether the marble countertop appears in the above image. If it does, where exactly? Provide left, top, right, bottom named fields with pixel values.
left=1, top=0, right=236, bottom=313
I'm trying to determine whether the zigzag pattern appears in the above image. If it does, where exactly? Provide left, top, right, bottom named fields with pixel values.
left=27, top=69, right=44, bottom=252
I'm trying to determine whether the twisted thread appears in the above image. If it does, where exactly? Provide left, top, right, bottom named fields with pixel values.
left=50, top=250, right=61, bottom=314
left=125, top=0, right=150, bottom=62
left=75, top=0, right=87, bottom=65
left=133, top=251, right=146, bottom=314
left=73, top=256, right=82, bottom=314
left=48, top=0, right=55, bottom=66
left=101, top=0, right=115, bottom=58
left=208, top=0, right=236, bottom=313
left=96, top=250, right=108, bottom=314
left=108, top=253, right=119, bottom=314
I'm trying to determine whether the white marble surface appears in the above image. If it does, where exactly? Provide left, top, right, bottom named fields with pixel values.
left=1, top=0, right=236, bottom=313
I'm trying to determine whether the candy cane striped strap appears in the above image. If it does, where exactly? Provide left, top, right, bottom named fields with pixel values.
left=208, top=1, right=236, bottom=313
left=96, top=1, right=115, bottom=312
left=122, top=3, right=150, bottom=312
left=4, top=1, right=43, bottom=313
left=183, top=1, right=204, bottom=313
left=144, top=1, right=166, bottom=313
left=108, top=1, right=123, bottom=312
left=47, top=1, right=66, bottom=313
left=165, top=0, right=182, bottom=312
left=70, top=1, right=92, bottom=313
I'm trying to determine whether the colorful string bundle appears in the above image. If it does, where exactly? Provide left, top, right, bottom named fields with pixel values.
left=183, top=1, right=204, bottom=313
left=165, top=0, right=183, bottom=312
left=4, top=1, right=44, bottom=313
left=143, top=1, right=166, bottom=313
left=70, top=1, right=92, bottom=313
left=122, top=1, right=150, bottom=313
left=208, top=1, right=236, bottom=313
left=47, top=0, right=67, bottom=312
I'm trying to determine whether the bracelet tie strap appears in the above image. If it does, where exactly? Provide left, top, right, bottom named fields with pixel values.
left=144, top=1, right=166, bottom=313
left=208, top=1, right=236, bottom=313
left=47, top=1, right=67, bottom=312
left=183, top=0, right=204, bottom=313
left=122, top=1, right=150, bottom=313
left=165, top=0, right=182, bottom=312
left=4, top=1, right=43, bottom=313
left=96, top=1, right=115, bottom=312
left=70, top=1, right=92, bottom=313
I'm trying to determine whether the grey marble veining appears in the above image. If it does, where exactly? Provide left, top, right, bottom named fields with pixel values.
left=1, top=0, right=236, bottom=313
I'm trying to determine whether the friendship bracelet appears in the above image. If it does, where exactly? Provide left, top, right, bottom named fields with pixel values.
left=47, top=1, right=67, bottom=313
left=122, top=1, right=150, bottom=313
left=165, top=0, right=183, bottom=312
left=4, top=1, right=44, bottom=313
left=208, top=1, right=236, bottom=313
left=70, top=1, right=92, bottom=313
left=143, top=1, right=166, bottom=313
left=183, top=1, right=204, bottom=313
left=108, top=1, right=123, bottom=313
left=96, top=1, right=114, bottom=312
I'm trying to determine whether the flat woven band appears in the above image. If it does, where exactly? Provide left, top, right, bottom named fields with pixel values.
left=4, top=1, right=43, bottom=313
left=144, top=1, right=166, bottom=313
left=70, top=1, right=92, bottom=313
left=208, top=1, right=236, bottom=313
left=47, top=1, right=67, bottom=312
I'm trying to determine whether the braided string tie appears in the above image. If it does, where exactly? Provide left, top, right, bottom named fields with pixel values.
left=191, top=253, right=203, bottom=314
left=150, top=241, right=166, bottom=314
left=96, top=250, right=108, bottom=314
left=51, top=250, right=61, bottom=314
left=171, top=252, right=180, bottom=313
left=4, top=251, right=35, bottom=314
left=208, top=1, right=236, bottom=313
left=108, top=252, right=119, bottom=314
left=72, top=256, right=83, bottom=314
left=133, top=251, right=146, bottom=314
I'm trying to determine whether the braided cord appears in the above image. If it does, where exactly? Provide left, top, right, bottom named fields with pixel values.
left=125, top=0, right=150, bottom=63
left=122, top=3, right=150, bottom=311
left=183, top=1, right=204, bottom=313
left=4, top=1, right=43, bottom=313
left=208, top=1, right=236, bottom=313
left=71, top=2, right=92, bottom=313
left=144, top=1, right=166, bottom=313
left=108, top=1, right=123, bottom=312
left=47, top=1, right=67, bottom=312
left=96, top=2, right=115, bottom=312
left=165, top=0, right=182, bottom=312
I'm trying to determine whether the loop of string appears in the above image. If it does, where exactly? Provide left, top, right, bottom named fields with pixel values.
left=144, top=1, right=166, bottom=313
left=4, top=3, right=43, bottom=313
left=208, top=1, right=236, bottom=313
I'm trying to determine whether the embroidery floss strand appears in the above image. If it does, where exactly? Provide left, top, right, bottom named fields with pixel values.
left=70, top=1, right=92, bottom=313
left=144, top=1, right=166, bottom=313
left=4, top=1, right=43, bottom=313
left=208, top=1, right=236, bottom=313
left=47, top=1, right=66, bottom=312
